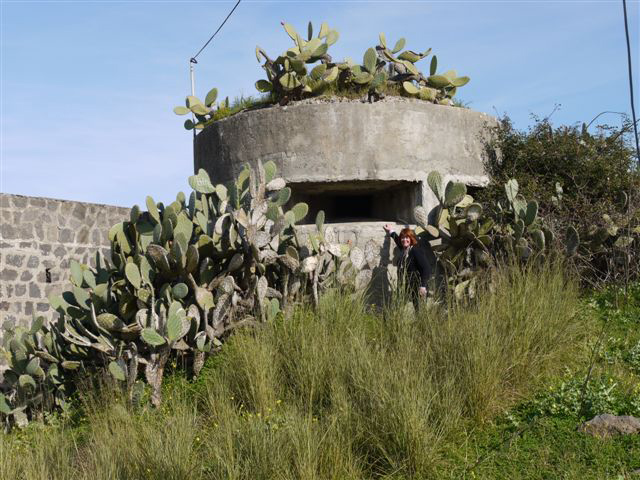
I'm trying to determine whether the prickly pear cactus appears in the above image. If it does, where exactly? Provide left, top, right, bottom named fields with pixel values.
left=173, top=88, right=222, bottom=131
left=0, top=162, right=378, bottom=425
left=175, top=22, right=471, bottom=132
left=414, top=171, right=553, bottom=299
left=255, top=21, right=341, bottom=104
left=296, top=211, right=373, bottom=307
left=1, top=162, right=316, bottom=419
left=0, top=315, right=68, bottom=430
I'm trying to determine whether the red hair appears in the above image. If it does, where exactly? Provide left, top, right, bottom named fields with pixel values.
left=398, top=228, right=418, bottom=246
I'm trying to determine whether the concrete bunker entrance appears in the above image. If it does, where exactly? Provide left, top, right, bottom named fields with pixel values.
left=289, top=180, right=420, bottom=224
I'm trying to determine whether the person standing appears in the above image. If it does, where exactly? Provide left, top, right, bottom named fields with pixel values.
left=383, top=224, right=431, bottom=308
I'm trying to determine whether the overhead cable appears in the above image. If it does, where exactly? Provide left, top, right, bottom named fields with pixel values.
left=622, top=0, right=640, bottom=163
left=190, top=0, right=242, bottom=64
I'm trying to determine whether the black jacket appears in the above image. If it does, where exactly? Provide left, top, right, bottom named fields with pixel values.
left=390, top=232, right=431, bottom=288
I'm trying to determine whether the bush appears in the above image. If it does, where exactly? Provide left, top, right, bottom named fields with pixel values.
left=480, top=115, right=638, bottom=218
left=479, top=115, right=640, bottom=286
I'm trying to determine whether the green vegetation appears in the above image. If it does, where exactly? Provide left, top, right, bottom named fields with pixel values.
left=7, top=263, right=631, bottom=479
left=445, top=282, right=640, bottom=479
left=174, top=21, right=471, bottom=130
left=0, top=162, right=382, bottom=427
left=414, top=172, right=549, bottom=299
left=479, top=116, right=640, bottom=287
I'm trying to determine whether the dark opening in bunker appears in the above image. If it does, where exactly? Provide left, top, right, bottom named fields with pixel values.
left=289, top=180, right=420, bottom=223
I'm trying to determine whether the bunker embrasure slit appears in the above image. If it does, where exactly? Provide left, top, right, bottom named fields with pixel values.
left=289, top=180, right=420, bottom=224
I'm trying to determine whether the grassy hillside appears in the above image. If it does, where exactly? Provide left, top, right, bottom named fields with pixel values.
left=2, top=264, right=639, bottom=479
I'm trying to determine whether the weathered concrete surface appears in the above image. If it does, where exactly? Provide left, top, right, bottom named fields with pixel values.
left=0, top=194, right=128, bottom=337
left=194, top=98, right=496, bottom=220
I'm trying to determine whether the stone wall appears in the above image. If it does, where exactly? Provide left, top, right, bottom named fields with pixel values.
left=0, top=194, right=128, bottom=337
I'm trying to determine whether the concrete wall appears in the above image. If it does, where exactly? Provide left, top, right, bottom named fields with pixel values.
left=0, top=194, right=128, bottom=336
left=194, top=98, right=496, bottom=221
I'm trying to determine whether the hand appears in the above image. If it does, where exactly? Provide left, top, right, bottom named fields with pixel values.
left=418, top=287, right=427, bottom=297
left=383, top=224, right=393, bottom=234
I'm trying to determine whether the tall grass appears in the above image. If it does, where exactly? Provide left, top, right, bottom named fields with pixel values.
left=1, top=262, right=586, bottom=479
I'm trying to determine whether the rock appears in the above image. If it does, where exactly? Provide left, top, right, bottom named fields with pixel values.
left=578, top=414, right=640, bottom=438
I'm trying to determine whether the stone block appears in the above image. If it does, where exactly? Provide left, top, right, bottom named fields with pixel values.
left=15, top=284, right=26, bottom=297
left=68, top=217, right=83, bottom=230
left=29, top=283, right=41, bottom=298
left=40, top=244, right=52, bottom=256
left=45, top=284, right=58, bottom=297
left=12, top=196, right=27, bottom=208
left=54, top=245, right=67, bottom=258
left=20, top=271, right=33, bottom=282
left=56, top=213, right=68, bottom=227
left=42, top=259, right=55, bottom=269
left=29, top=197, right=46, bottom=207
left=58, top=228, right=74, bottom=243
left=1, top=268, right=18, bottom=281
left=6, top=254, right=24, bottom=267
left=18, top=224, right=34, bottom=239
left=34, top=223, right=45, bottom=240
left=76, top=226, right=90, bottom=244
left=72, top=203, right=87, bottom=220
left=25, top=301, right=33, bottom=315
left=91, top=229, right=103, bottom=244
left=46, top=226, right=58, bottom=242
left=36, top=303, right=49, bottom=312
left=27, top=255, right=39, bottom=268
left=0, top=223, right=17, bottom=240
left=49, top=269, right=62, bottom=283
left=22, top=209, right=40, bottom=223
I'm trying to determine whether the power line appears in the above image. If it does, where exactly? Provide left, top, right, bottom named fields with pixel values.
left=622, top=0, right=640, bottom=164
left=622, top=0, right=638, bottom=294
left=190, top=0, right=241, bottom=64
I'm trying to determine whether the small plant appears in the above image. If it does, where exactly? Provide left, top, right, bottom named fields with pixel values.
left=0, top=316, right=68, bottom=429
left=515, top=374, right=640, bottom=420
left=173, top=87, right=223, bottom=131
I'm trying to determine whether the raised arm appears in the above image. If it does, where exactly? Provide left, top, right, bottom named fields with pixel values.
left=383, top=224, right=402, bottom=249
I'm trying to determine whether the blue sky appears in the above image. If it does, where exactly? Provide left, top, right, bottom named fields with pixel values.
left=1, top=0, right=638, bottom=208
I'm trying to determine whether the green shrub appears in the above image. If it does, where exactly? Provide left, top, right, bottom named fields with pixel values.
left=479, top=116, right=640, bottom=286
